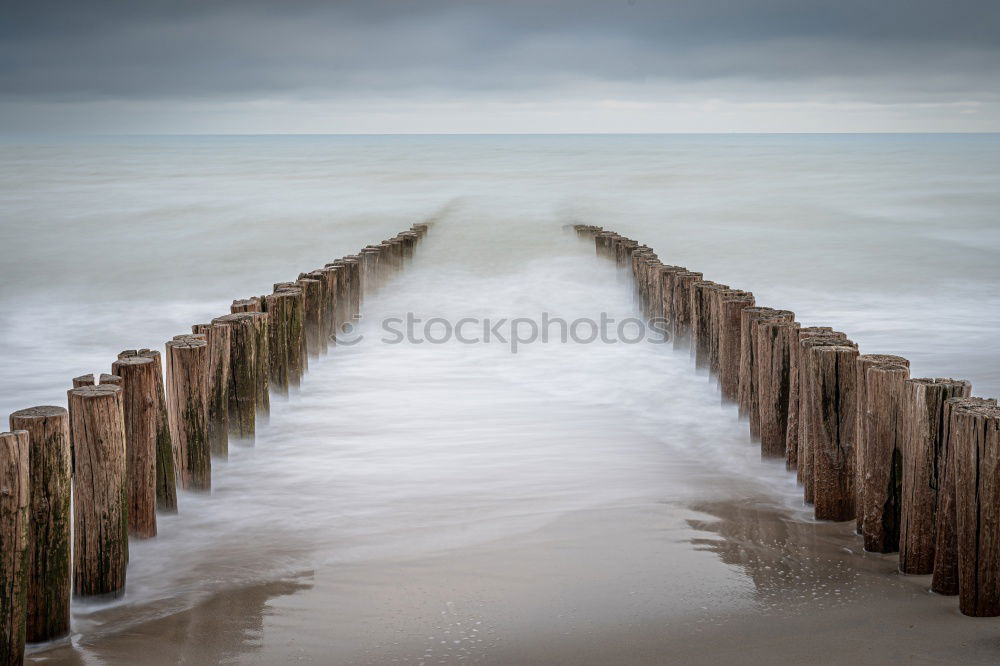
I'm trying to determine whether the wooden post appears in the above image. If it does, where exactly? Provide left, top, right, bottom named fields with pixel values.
left=708, top=289, right=750, bottom=376
left=658, top=265, right=687, bottom=325
left=192, top=323, right=231, bottom=459
left=342, top=256, right=361, bottom=320
left=784, top=327, right=835, bottom=471
left=211, top=313, right=257, bottom=441
left=755, top=319, right=800, bottom=458
left=797, top=333, right=852, bottom=502
left=117, top=349, right=177, bottom=513
left=954, top=402, right=1000, bottom=616
left=933, top=396, right=997, bottom=595
left=809, top=344, right=860, bottom=521
left=99, top=373, right=122, bottom=385
left=690, top=281, right=726, bottom=368
left=109, top=357, right=158, bottom=538
left=899, top=378, right=971, bottom=575
left=8, top=408, right=70, bottom=643
left=740, top=308, right=794, bottom=436
left=231, top=297, right=261, bottom=313
left=853, top=353, right=910, bottom=533
left=717, top=292, right=756, bottom=401
left=296, top=277, right=324, bottom=358
left=248, top=312, right=270, bottom=419
left=67, top=384, right=128, bottom=597
left=0, top=430, right=29, bottom=664
left=313, top=267, right=339, bottom=349
left=859, top=363, right=911, bottom=552
left=262, top=291, right=295, bottom=395
left=72, top=374, right=94, bottom=388
left=670, top=271, right=703, bottom=348
left=166, top=338, right=210, bottom=491
left=272, top=285, right=306, bottom=384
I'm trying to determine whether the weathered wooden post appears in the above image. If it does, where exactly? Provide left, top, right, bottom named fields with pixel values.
left=262, top=291, right=293, bottom=395
left=67, top=384, right=128, bottom=597
left=953, top=402, right=1000, bottom=616
left=859, top=363, right=911, bottom=552
left=755, top=319, right=800, bottom=458
left=853, top=353, right=910, bottom=533
left=273, top=284, right=307, bottom=383
left=117, top=349, right=177, bottom=513
left=784, top=327, right=835, bottom=471
left=797, top=333, right=852, bottom=501
left=690, top=281, right=726, bottom=367
left=109, top=356, right=158, bottom=538
left=671, top=271, right=704, bottom=348
left=708, top=289, right=750, bottom=377
left=809, top=344, right=860, bottom=521
left=72, top=374, right=94, bottom=388
left=249, top=312, right=270, bottom=418
left=717, top=292, right=756, bottom=401
left=0, top=429, right=29, bottom=664
left=658, top=265, right=687, bottom=325
left=741, top=309, right=794, bottom=436
left=296, top=277, right=324, bottom=358
left=8, top=407, right=71, bottom=643
left=192, top=322, right=231, bottom=458
left=100, top=373, right=122, bottom=385
left=341, top=256, right=361, bottom=320
left=310, top=267, right=338, bottom=349
left=211, top=313, right=257, bottom=440
left=899, top=378, right=971, bottom=575
left=933, top=396, right=998, bottom=595
left=166, top=338, right=210, bottom=490
left=231, top=297, right=261, bottom=313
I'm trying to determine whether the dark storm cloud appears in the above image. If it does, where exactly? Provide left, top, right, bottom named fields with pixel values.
left=2, top=0, right=999, bottom=102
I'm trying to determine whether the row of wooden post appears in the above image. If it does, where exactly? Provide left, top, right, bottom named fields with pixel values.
left=0, top=223, right=429, bottom=664
left=574, top=223, right=1000, bottom=618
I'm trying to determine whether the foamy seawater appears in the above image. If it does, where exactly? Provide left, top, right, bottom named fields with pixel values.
left=2, top=135, right=999, bottom=659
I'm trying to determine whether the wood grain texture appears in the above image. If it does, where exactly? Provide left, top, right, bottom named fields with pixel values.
left=755, top=319, right=800, bottom=458
left=8, top=407, right=71, bottom=642
left=68, top=384, right=128, bottom=598
left=742, top=309, right=795, bottom=438
left=110, top=356, right=158, bottom=538
left=166, top=338, right=210, bottom=491
left=899, top=378, right=971, bottom=575
left=810, top=345, right=860, bottom=521
left=0, top=430, right=29, bottom=665
left=717, top=294, right=756, bottom=402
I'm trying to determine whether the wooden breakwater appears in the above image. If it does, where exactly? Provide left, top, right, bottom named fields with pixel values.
left=574, top=223, right=1000, bottom=618
left=0, top=224, right=428, bottom=663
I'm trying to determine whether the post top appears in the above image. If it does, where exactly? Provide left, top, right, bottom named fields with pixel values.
left=10, top=405, right=67, bottom=419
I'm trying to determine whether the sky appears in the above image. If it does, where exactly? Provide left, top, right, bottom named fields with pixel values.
left=2, top=0, right=1000, bottom=133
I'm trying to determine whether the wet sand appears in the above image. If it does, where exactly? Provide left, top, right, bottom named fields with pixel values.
left=29, top=496, right=1000, bottom=665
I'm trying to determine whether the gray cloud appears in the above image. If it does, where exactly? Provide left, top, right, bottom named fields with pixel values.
left=3, top=0, right=999, bottom=103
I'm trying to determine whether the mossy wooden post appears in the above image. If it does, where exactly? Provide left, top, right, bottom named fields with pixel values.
left=854, top=353, right=910, bottom=533
left=859, top=363, right=911, bottom=552
left=717, top=293, right=756, bottom=401
left=0, top=430, right=29, bottom=664
left=68, top=384, right=128, bottom=598
left=899, top=378, right=971, bottom=575
left=211, top=313, right=257, bottom=441
left=193, top=322, right=231, bottom=458
left=166, top=338, right=210, bottom=490
left=118, top=349, right=177, bottom=513
left=933, top=396, right=997, bottom=595
left=296, top=277, right=324, bottom=358
left=810, top=345, right=860, bottom=521
left=797, top=333, right=851, bottom=501
left=953, top=402, right=1000, bottom=616
left=109, top=357, right=158, bottom=538
left=671, top=272, right=704, bottom=349
left=741, top=309, right=795, bottom=436
left=756, top=319, right=800, bottom=458
left=784, top=327, right=834, bottom=471
left=8, top=407, right=70, bottom=643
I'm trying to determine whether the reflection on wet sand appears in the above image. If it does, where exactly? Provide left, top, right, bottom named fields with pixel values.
left=29, top=576, right=312, bottom=665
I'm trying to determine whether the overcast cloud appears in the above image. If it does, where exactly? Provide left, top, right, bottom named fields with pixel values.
left=3, top=0, right=999, bottom=132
